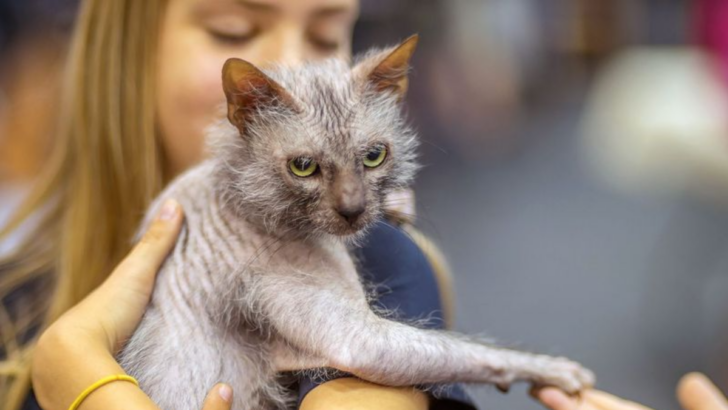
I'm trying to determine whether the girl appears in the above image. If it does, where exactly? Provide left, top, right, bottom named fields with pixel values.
left=0, top=1, right=475, bottom=409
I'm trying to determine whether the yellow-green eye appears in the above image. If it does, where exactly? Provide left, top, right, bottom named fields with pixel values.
left=363, top=145, right=387, bottom=168
left=289, top=157, right=318, bottom=177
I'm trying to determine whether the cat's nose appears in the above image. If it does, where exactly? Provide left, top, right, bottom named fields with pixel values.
left=337, top=206, right=365, bottom=225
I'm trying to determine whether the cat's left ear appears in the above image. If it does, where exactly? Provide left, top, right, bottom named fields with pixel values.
left=222, top=58, right=299, bottom=134
left=354, top=34, right=419, bottom=101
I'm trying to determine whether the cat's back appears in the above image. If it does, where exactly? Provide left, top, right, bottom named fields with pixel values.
left=139, top=159, right=259, bottom=250
left=146, top=158, right=264, bottom=280
left=122, top=160, right=278, bottom=409
left=143, top=160, right=218, bottom=224
left=133, top=160, right=217, bottom=242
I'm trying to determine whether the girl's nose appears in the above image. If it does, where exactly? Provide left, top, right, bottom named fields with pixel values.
left=264, top=25, right=306, bottom=66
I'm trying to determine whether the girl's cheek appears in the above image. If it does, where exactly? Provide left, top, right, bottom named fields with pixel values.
left=155, top=66, right=210, bottom=170
left=164, top=49, right=226, bottom=133
left=195, top=51, right=230, bottom=114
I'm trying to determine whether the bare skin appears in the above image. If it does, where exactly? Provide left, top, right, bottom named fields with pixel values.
left=535, top=373, right=726, bottom=410
left=32, top=201, right=234, bottom=410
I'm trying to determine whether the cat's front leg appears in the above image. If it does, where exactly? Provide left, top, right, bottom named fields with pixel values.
left=269, top=337, right=328, bottom=372
left=338, top=325, right=595, bottom=394
left=248, top=269, right=594, bottom=394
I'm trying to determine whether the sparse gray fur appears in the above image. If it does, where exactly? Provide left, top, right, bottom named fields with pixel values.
left=117, top=41, right=594, bottom=410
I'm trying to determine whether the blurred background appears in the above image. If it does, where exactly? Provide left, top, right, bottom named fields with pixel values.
left=354, top=1, right=728, bottom=410
left=3, top=1, right=728, bottom=410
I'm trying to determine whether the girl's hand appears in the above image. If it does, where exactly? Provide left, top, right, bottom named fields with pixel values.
left=534, top=373, right=727, bottom=410
left=536, top=388, right=652, bottom=410
left=678, top=373, right=728, bottom=410
left=31, top=200, right=233, bottom=410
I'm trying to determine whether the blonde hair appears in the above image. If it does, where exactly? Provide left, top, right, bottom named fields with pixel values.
left=0, top=1, right=454, bottom=408
left=0, top=0, right=168, bottom=407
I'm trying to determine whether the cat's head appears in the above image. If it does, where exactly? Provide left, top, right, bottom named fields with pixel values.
left=212, top=35, right=420, bottom=239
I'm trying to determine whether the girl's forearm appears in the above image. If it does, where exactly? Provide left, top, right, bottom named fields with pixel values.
left=32, top=328, right=161, bottom=410
left=300, top=377, right=428, bottom=410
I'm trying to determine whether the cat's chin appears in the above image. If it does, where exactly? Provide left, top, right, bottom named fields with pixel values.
left=325, top=219, right=371, bottom=238
left=327, top=228, right=370, bottom=247
left=327, top=224, right=364, bottom=237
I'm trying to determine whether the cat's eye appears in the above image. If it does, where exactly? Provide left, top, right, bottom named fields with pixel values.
left=363, top=145, right=387, bottom=168
left=289, top=157, right=318, bottom=177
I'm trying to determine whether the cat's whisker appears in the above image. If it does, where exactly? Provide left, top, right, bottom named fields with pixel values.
left=418, top=139, right=449, bottom=154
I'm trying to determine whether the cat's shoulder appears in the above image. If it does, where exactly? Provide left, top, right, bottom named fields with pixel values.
left=166, top=160, right=218, bottom=194
left=153, top=160, right=217, bottom=208
left=135, top=160, right=219, bottom=240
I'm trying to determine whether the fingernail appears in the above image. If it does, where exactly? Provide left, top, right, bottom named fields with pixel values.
left=158, top=199, right=179, bottom=221
left=218, top=383, right=232, bottom=402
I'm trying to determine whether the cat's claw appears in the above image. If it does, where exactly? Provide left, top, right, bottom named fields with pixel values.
left=496, top=383, right=510, bottom=394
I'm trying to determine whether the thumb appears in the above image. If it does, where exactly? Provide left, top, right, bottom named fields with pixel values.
left=678, top=373, right=728, bottom=410
left=106, top=198, right=184, bottom=298
left=75, top=198, right=184, bottom=351
left=201, top=384, right=233, bottom=410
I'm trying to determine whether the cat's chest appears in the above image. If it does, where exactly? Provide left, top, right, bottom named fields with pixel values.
left=243, top=235, right=358, bottom=282
left=179, top=206, right=359, bottom=286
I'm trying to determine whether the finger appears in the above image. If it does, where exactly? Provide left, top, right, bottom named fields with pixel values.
left=109, top=199, right=184, bottom=293
left=584, top=390, right=655, bottom=410
left=75, top=199, right=184, bottom=351
left=201, top=384, right=233, bottom=410
left=535, top=387, right=581, bottom=410
left=678, top=373, right=728, bottom=410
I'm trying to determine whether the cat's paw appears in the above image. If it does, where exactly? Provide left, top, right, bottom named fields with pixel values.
left=529, top=356, right=595, bottom=395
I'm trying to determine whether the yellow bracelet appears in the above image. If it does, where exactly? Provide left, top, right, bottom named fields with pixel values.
left=68, top=374, right=139, bottom=410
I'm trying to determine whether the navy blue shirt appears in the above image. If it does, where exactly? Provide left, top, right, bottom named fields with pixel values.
left=21, top=221, right=477, bottom=410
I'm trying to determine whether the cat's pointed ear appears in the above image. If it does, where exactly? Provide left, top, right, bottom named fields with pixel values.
left=222, top=58, right=298, bottom=134
left=353, top=34, right=419, bottom=101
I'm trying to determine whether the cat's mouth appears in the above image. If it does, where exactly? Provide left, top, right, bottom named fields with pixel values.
left=327, top=213, right=371, bottom=236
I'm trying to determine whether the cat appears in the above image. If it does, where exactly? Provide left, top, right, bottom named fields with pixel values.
left=117, top=35, right=595, bottom=410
